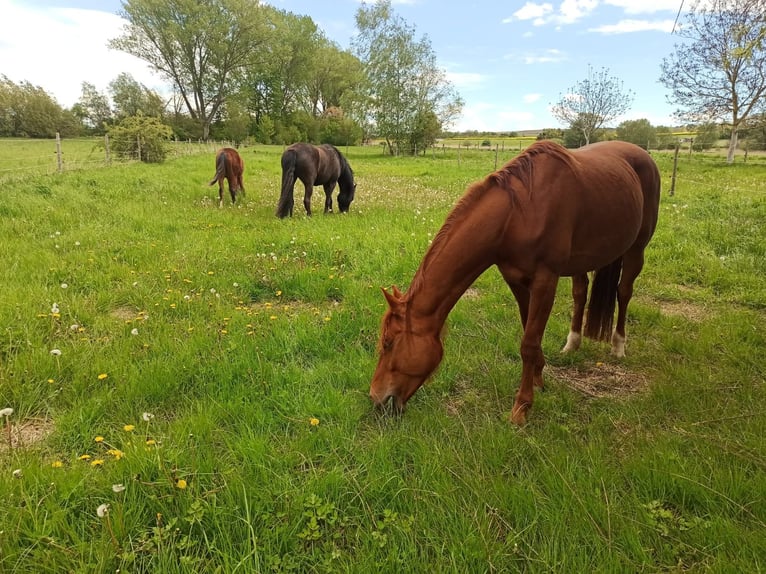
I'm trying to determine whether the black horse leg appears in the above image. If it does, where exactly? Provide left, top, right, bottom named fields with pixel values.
left=324, top=183, right=336, bottom=213
left=303, top=183, right=313, bottom=216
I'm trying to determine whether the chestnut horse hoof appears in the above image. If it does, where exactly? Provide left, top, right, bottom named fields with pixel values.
left=510, top=403, right=529, bottom=426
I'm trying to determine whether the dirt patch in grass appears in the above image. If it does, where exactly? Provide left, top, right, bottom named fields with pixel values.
left=547, top=363, right=649, bottom=399
left=111, top=306, right=140, bottom=321
left=657, top=300, right=708, bottom=322
left=0, top=418, right=54, bottom=450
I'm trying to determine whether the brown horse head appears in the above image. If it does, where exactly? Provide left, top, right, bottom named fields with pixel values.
left=369, top=286, right=444, bottom=412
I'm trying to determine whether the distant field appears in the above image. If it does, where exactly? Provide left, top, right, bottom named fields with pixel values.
left=0, top=141, right=764, bottom=572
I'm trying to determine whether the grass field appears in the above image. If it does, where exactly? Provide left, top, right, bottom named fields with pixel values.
left=0, top=141, right=765, bottom=572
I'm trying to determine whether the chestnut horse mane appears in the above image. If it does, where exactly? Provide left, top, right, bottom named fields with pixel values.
left=405, top=141, right=580, bottom=300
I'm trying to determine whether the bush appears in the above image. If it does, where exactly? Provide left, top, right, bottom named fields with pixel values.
left=107, top=115, right=173, bottom=163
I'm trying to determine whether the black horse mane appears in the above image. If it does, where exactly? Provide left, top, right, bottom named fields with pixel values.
left=327, top=145, right=354, bottom=191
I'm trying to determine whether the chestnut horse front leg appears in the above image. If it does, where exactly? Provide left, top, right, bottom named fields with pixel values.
left=323, top=183, right=336, bottom=213
left=562, top=273, right=588, bottom=353
left=511, top=272, right=559, bottom=426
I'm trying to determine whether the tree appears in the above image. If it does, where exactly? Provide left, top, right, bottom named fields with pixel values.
left=551, top=65, right=634, bottom=146
left=72, top=82, right=112, bottom=134
left=659, top=0, right=766, bottom=163
left=0, top=76, right=74, bottom=138
left=107, top=114, right=173, bottom=163
left=110, top=0, right=268, bottom=141
left=109, top=73, right=165, bottom=119
left=352, top=0, right=463, bottom=155
left=616, top=118, right=657, bottom=149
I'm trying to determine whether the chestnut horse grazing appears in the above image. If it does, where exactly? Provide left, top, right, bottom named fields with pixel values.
left=370, top=140, right=660, bottom=425
left=276, top=143, right=356, bottom=218
left=209, top=147, right=245, bottom=207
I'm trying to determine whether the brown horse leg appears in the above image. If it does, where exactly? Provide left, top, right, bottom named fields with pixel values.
left=323, top=183, right=336, bottom=213
left=612, top=249, right=645, bottom=357
left=303, top=182, right=313, bottom=216
left=562, top=274, right=589, bottom=353
left=498, top=264, right=529, bottom=328
left=218, top=182, right=224, bottom=208
left=511, top=273, right=559, bottom=425
left=230, top=182, right=237, bottom=204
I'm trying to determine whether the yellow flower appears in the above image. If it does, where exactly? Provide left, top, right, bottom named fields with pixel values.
left=276, top=290, right=282, bottom=296
left=107, top=449, right=124, bottom=460
left=51, top=461, right=64, bottom=468
left=79, top=454, right=91, bottom=461
left=176, top=479, right=187, bottom=489
left=123, top=424, right=135, bottom=432
left=95, top=436, right=104, bottom=443
left=596, top=362, right=605, bottom=367
left=97, top=373, right=108, bottom=380
left=47, top=378, right=55, bottom=384
left=91, top=459, right=105, bottom=467
left=309, top=417, right=320, bottom=426
left=146, top=439, right=156, bottom=446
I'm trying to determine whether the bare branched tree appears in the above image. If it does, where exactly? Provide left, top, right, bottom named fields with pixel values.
left=660, top=0, right=766, bottom=163
left=551, top=65, right=634, bottom=146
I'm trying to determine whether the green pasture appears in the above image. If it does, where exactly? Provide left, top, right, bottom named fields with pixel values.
left=0, top=141, right=764, bottom=572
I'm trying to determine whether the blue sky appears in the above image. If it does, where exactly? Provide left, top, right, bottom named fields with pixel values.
left=1, top=0, right=688, bottom=131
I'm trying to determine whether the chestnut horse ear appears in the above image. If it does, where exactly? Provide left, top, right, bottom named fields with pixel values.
left=381, top=286, right=402, bottom=309
left=392, top=285, right=404, bottom=298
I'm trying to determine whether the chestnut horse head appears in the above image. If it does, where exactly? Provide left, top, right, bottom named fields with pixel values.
left=369, top=140, right=660, bottom=424
left=209, top=147, right=245, bottom=207
left=370, top=286, right=444, bottom=412
left=276, top=143, right=355, bottom=218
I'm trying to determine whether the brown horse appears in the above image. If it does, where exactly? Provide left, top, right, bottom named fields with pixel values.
left=369, top=140, right=660, bottom=425
left=209, top=147, right=245, bottom=207
left=276, top=143, right=355, bottom=218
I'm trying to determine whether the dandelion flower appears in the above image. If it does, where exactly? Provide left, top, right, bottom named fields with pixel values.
left=233, top=282, right=239, bottom=287
left=107, top=449, right=124, bottom=460
left=0, top=407, right=13, bottom=417
left=142, top=412, right=154, bottom=422
left=97, top=373, right=108, bottom=380
left=12, top=469, right=22, bottom=479
left=69, top=324, right=79, bottom=331
left=97, top=503, right=110, bottom=518
left=91, top=459, right=105, bottom=467
left=146, top=438, right=156, bottom=446
left=60, top=283, right=68, bottom=289
left=51, top=303, right=60, bottom=314
left=123, top=424, right=135, bottom=432
left=176, top=479, right=187, bottom=489
left=131, top=328, right=139, bottom=336
left=51, top=461, right=64, bottom=468
left=276, top=290, right=282, bottom=296
left=309, top=417, right=320, bottom=426
left=47, top=379, right=55, bottom=384
left=79, top=454, right=91, bottom=461
left=112, top=483, right=126, bottom=493
left=50, top=349, right=62, bottom=356
left=596, top=362, right=605, bottom=367
left=94, top=436, right=104, bottom=443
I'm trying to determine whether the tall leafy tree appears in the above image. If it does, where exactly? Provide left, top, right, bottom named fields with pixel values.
left=72, top=82, right=112, bottom=134
left=0, top=76, right=73, bottom=138
left=551, top=65, right=634, bottom=146
left=109, top=73, right=166, bottom=119
left=110, top=0, right=268, bottom=140
left=616, top=118, right=658, bottom=149
left=659, top=0, right=766, bottom=163
left=352, top=0, right=463, bottom=155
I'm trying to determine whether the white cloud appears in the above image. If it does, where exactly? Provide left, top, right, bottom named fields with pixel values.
left=555, top=0, right=598, bottom=24
left=506, top=49, right=567, bottom=64
left=453, top=102, right=538, bottom=132
left=589, top=18, right=676, bottom=34
left=603, top=0, right=682, bottom=14
left=523, top=93, right=542, bottom=103
left=504, top=2, right=553, bottom=23
left=0, top=0, right=167, bottom=107
left=446, top=71, right=487, bottom=90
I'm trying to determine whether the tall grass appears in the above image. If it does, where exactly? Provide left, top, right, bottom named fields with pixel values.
left=0, top=142, right=764, bottom=572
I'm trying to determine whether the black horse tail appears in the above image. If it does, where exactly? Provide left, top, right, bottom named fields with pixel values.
left=276, top=149, right=297, bottom=218
left=209, top=151, right=227, bottom=186
left=583, top=257, right=622, bottom=342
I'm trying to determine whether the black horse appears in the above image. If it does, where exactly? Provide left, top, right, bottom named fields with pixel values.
left=276, top=143, right=356, bottom=218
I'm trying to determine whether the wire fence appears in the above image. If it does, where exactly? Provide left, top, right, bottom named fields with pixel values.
left=0, top=135, right=235, bottom=183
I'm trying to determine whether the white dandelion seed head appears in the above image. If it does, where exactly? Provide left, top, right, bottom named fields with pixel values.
left=0, top=407, right=13, bottom=417
left=70, top=324, right=79, bottom=331
left=12, top=469, right=22, bottom=479
left=74, top=241, right=81, bottom=246
left=131, top=328, right=139, bottom=336
left=233, top=282, right=239, bottom=287
left=50, top=349, right=62, bottom=356
left=97, top=503, right=110, bottom=518
left=183, top=295, right=191, bottom=301
left=60, top=283, right=68, bottom=289
left=210, top=288, right=216, bottom=294
left=112, top=484, right=126, bottom=493
left=51, top=303, right=59, bottom=314
left=142, top=412, right=154, bottom=422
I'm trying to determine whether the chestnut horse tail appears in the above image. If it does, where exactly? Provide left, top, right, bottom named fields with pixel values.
left=276, top=148, right=297, bottom=218
left=209, top=151, right=227, bottom=186
left=583, top=257, right=622, bottom=342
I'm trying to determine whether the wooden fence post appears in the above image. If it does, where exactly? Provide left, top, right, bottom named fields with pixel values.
left=137, top=135, right=142, bottom=162
left=104, top=134, right=111, bottom=166
left=494, top=144, right=499, bottom=171
left=55, top=132, right=63, bottom=173
left=670, top=142, right=680, bottom=196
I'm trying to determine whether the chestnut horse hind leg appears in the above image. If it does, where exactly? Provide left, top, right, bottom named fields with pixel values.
left=610, top=247, right=646, bottom=357
left=561, top=274, right=589, bottom=353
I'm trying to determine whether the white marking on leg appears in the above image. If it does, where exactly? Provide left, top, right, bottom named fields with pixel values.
left=561, top=331, right=582, bottom=353
left=611, top=331, right=626, bottom=358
